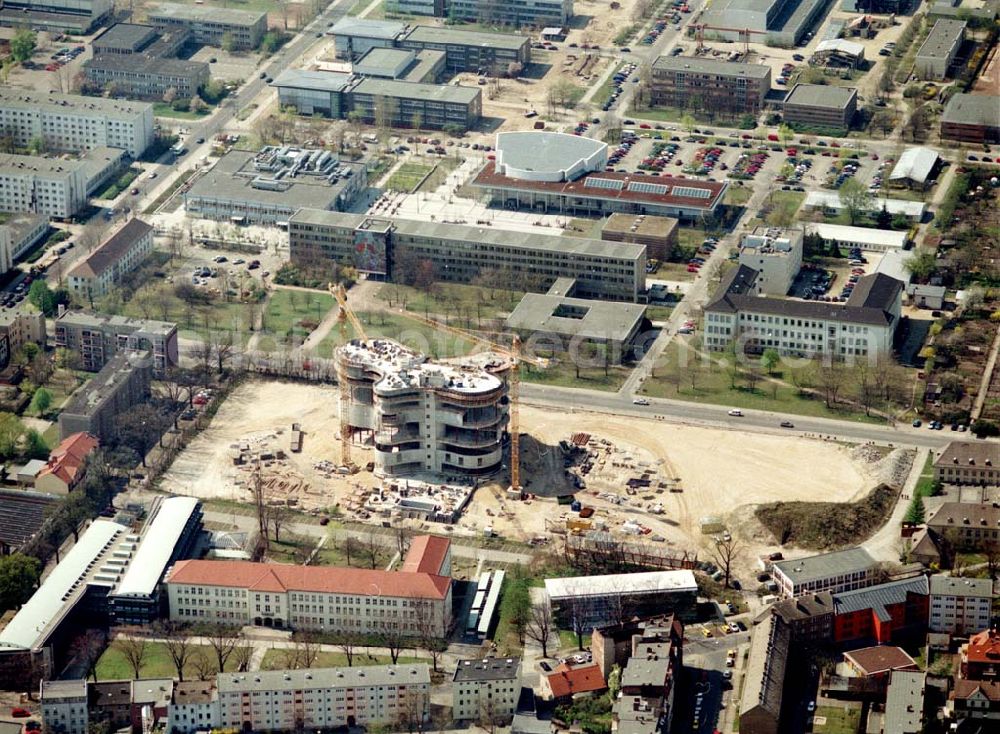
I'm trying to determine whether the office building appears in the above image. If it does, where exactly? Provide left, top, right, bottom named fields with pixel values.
left=80, top=146, right=129, bottom=197
left=288, top=209, right=646, bottom=301
left=0, top=213, right=49, bottom=272
left=805, top=223, right=909, bottom=254
left=67, top=218, right=154, bottom=301
left=218, top=666, right=430, bottom=729
left=93, top=22, right=188, bottom=56
left=58, top=349, right=152, bottom=441
left=35, top=432, right=99, bottom=496
left=0, top=154, right=88, bottom=220
left=650, top=56, right=771, bottom=116
left=389, top=0, right=441, bottom=14
left=926, top=502, right=1000, bottom=548
left=472, top=132, right=726, bottom=221
left=165, top=535, right=452, bottom=633
left=699, top=0, right=826, bottom=46
left=54, top=311, right=178, bottom=377
left=739, top=615, right=789, bottom=734
left=329, top=17, right=407, bottom=60
left=0, top=89, right=154, bottom=158
left=347, top=77, right=482, bottom=130
left=915, top=18, right=965, bottom=80
left=771, top=547, right=878, bottom=598
left=354, top=47, right=445, bottom=83
left=941, top=93, right=1000, bottom=144
left=929, top=576, right=993, bottom=635
left=738, top=227, right=803, bottom=296
left=0, top=310, right=46, bottom=371
left=147, top=3, right=267, bottom=49
left=453, top=658, right=520, bottom=722
left=544, top=570, right=698, bottom=628
left=600, top=213, right=678, bottom=261
left=933, top=441, right=1000, bottom=486
left=831, top=575, right=929, bottom=645
left=41, top=680, right=89, bottom=734
left=337, top=340, right=509, bottom=477
left=0, top=0, right=111, bottom=33
left=705, top=267, right=903, bottom=357
left=398, top=25, right=531, bottom=74
left=271, top=70, right=353, bottom=117
left=782, top=83, right=858, bottom=131
left=445, top=0, right=573, bottom=26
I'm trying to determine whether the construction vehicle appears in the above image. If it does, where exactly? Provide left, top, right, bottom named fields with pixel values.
left=329, top=282, right=366, bottom=471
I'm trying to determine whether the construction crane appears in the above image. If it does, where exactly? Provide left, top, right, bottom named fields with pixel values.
left=692, top=0, right=766, bottom=55
left=402, top=311, right=547, bottom=494
left=329, top=282, right=367, bottom=469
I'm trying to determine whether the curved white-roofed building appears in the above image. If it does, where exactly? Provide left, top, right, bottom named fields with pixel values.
left=336, top=338, right=511, bottom=478
left=495, top=131, right=607, bottom=182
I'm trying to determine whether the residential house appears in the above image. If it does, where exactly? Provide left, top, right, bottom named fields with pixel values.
left=929, top=576, right=994, bottom=635
left=166, top=680, right=219, bottom=734
left=962, top=629, right=1000, bottom=681
left=34, top=432, right=99, bottom=495
left=739, top=615, right=789, bottom=734
left=540, top=663, right=606, bottom=702
left=933, top=443, right=1000, bottom=486
left=453, top=658, right=520, bottom=723
left=949, top=679, right=1000, bottom=724
left=58, top=350, right=152, bottom=442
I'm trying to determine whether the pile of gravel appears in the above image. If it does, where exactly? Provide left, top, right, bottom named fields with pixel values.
left=860, top=447, right=915, bottom=488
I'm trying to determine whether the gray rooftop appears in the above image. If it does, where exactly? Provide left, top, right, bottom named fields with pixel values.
left=941, top=93, right=1000, bottom=128
left=0, top=212, right=48, bottom=241
left=928, top=575, right=995, bottom=598
left=329, top=16, right=406, bottom=40
left=94, top=23, right=159, bottom=51
left=85, top=53, right=207, bottom=77
left=889, top=147, right=940, bottom=184
left=61, top=349, right=150, bottom=417
left=496, top=131, right=606, bottom=176
left=0, top=153, right=86, bottom=178
left=917, top=18, right=966, bottom=60
left=57, top=310, right=177, bottom=336
left=114, top=496, right=199, bottom=598
left=506, top=294, right=646, bottom=341
left=148, top=2, right=265, bottom=25
left=271, top=68, right=354, bottom=93
left=772, top=547, right=877, bottom=586
left=832, top=576, right=929, bottom=620
left=740, top=615, right=789, bottom=720
left=402, top=24, right=530, bottom=51
left=454, top=657, right=520, bottom=682
left=784, top=83, right=858, bottom=110
left=41, top=679, right=88, bottom=700
left=652, top=55, right=771, bottom=78
left=355, top=47, right=417, bottom=77
left=350, top=76, right=481, bottom=104
left=219, top=664, right=430, bottom=692
left=0, top=88, right=152, bottom=121
left=884, top=670, right=925, bottom=734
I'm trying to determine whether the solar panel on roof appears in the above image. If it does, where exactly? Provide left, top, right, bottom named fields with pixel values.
left=672, top=186, right=712, bottom=199
left=627, top=181, right=668, bottom=195
left=584, top=177, right=624, bottom=191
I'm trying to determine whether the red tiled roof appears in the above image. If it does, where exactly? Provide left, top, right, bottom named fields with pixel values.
left=37, top=432, right=98, bottom=487
left=166, top=559, right=451, bottom=599
left=546, top=663, right=607, bottom=698
left=402, top=534, right=451, bottom=575
left=471, top=161, right=727, bottom=211
left=951, top=678, right=1000, bottom=702
left=966, top=629, right=1000, bottom=663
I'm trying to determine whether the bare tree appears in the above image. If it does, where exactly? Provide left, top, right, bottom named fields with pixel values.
left=816, top=358, right=845, bottom=408
left=380, top=627, right=408, bottom=664
left=71, top=630, right=106, bottom=681
left=413, top=600, right=449, bottom=672
left=363, top=530, right=381, bottom=569
left=190, top=650, right=215, bottom=680
left=232, top=643, right=254, bottom=672
left=336, top=631, right=363, bottom=667
left=202, top=624, right=240, bottom=673
left=708, top=536, right=742, bottom=589
left=525, top=601, right=554, bottom=659
left=115, top=628, right=149, bottom=678
left=157, top=621, right=194, bottom=682
left=286, top=632, right=321, bottom=669
left=270, top=503, right=292, bottom=543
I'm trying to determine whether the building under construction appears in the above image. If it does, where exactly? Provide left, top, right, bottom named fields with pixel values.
left=335, top=338, right=512, bottom=478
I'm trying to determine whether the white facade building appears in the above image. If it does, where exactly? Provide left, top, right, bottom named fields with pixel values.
left=915, top=19, right=965, bottom=80
left=67, top=218, right=154, bottom=300
left=40, top=680, right=89, bottom=734
left=167, top=681, right=220, bottom=734
left=453, top=658, right=521, bottom=722
left=0, top=154, right=88, bottom=219
left=771, top=548, right=878, bottom=598
left=0, top=89, right=154, bottom=158
left=805, top=223, right=909, bottom=254
left=738, top=227, right=803, bottom=296
left=217, top=666, right=430, bottom=729
left=929, top=576, right=993, bottom=635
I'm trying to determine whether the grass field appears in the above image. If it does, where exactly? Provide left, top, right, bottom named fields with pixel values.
left=260, top=649, right=424, bottom=670
left=118, top=282, right=252, bottom=343
left=314, top=310, right=480, bottom=359
left=256, top=289, right=334, bottom=352
left=377, top=281, right=524, bottom=325
left=725, top=185, right=752, bottom=206
left=153, top=102, right=210, bottom=120
left=813, top=705, right=861, bottom=734
left=385, top=162, right=434, bottom=192
left=96, top=641, right=237, bottom=680
left=749, top=190, right=806, bottom=228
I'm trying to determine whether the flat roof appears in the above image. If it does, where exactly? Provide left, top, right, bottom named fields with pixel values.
left=0, top=153, right=86, bottom=177
left=453, top=657, right=520, bottom=682
left=928, top=575, right=994, bottom=598
left=57, top=310, right=176, bottom=336
left=544, top=570, right=697, bottom=600
left=602, top=213, right=678, bottom=238
left=506, top=293, right=646, bottom=341
left=740, top=614, right=788, bottom=719
left=884, top=670, right=925, bottom=734
left=61, top=349, right=149, bottom=417
left=496, top=131, right=606, bottom=177
left=402, top=24, right=529, bottom=51
left=941, top=93, right=1000, bottom=127
left=652, top=55, right=771, bottom=78
left=114, top=496, right=199, bottom=598
left=94, top=23, right=158, bottom=50
left=84, top=53, right=207, bottom=76
left=329, top=16, right=406, bottom=40
left=803, top=190, right=926, bottom=217
left=772, top=547, right=876, bottom=586
left=355, top=47, right=416, bottom=76
left=0, top=520, right=123, bottom=650
left=784, top=83, right=857, bottom=110
left=219, top=664, right=430, bottom=692
left=805, top=222, right=908, bottom=248
left=271, top=68, right=353, bottom=93
left=889, top=146, right=940, bottom=184
left=0, top=88, right=152, bottom=122
left=148, top=2, right=265, bottom=25
left=350, top=77, right=481, bottom=104
left=917, top=18, right=966, bottom=60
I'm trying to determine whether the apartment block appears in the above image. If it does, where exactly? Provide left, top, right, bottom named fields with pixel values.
left=739, top=615, right=789, bottom=734
left=738, top=227, right=803, bottom=296
left=0, top=89, right=154, bottom=159
left=650, top=56, right=771, bottom=116
left=782, top=83, right=858, bottom=131
left=0, top=213, right=49, bottom=273
left=58, top=349, right=153, bottom=441
left=165, top=535, right=452, bottom=634
left=67, top=219, right=154, bottom=301
left=929, top=576, right=994, bottom=635
left=398, top=25, right=531, bottom=74
left=933, top=441, right=1000, bottom=486
left=54, top=311, right=178, bottom=376
left=289, top=209, right=645, bottom=302
left=771, top=547, right=878, bottom=598
left=915, top=18, right=965, bottom=80
left=0, top=0, right=111, bottom=33
left=41, top=680, right=89, bottom=734
left=147, top=3, right=267, bottom=49
left=218, top=666, right=430, bottom=729
left=832, top=576, right=929, bottom=646
left=545, top=571, right=698, bottom=628
left=926, top=503, right=1000, bottom=549
left=0, top=154, right=88, bottom=220
left=167, top=681, right=220, bottom=734
left=445, top=0, right=573, bottom=26
left=0, top=311, right=46, bottom=371
left=453, top=658, right=521, bottom=723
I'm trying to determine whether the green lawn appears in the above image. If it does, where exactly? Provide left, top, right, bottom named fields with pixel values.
left=558, top=629, right=592, bottom=651
left=813, top=705, right=861, bottom=734
left=314, top=310, right=480, bottom=360
left=377, top=281, right=523, bottom=325
left=257, top=288, right=334, bottom=352
left=646, top=305, right=674, bottom=322
left=725, top=186, right=752, bottom=206
left=118, top=284, right=252, bottom=344
left=96, top=641, right=237, bottom=680
left=914, top=451, right=937, bottom=498
left=260, top=649, right=424, bottom=670
left=385, top=162, right=434, bottom=192
left=97, top=169, right=138, bottom=200
left=593, top=63, right=626, bottom=106
left=152, top=102, right=210, bottom=120
left=521, top=360, right=631, bottom=392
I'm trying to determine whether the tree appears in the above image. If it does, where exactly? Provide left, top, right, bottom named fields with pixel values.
left=232, top=643, right=254, bottom=672
left=838, top=177, right=873, bottom=225
left=71, top=630, right=105, bottom=681
left=220, top=32, right=236, bottom=53
left=116, top=404, right=167, bottom=467
left=904, top=495, right=925, bottom=524
left=115, top=629, right=149, bottom=678
left=201, top=624, right=240, bottom=673
left=905, top=250, right=937, bottom=281
left=525, top=601, right=554, bottom=659
left=499, top=570, right=531, bottom=645
left=413, top=599, right=448, bottom=672
left=269, top=503, right=291, bottom=543
left=29, top=387, right=52, bottom=415
left=362, top=530, right=381, bottom=569
left=816, top=359, right=845, bottom=408
left=11, top=29, right=37, bottom=63
left=871, top=109, right=895, bottom=138
left=157, top=621, right=194, bottom=681
left=0, top=553, right=40, bottom=612
left=708, top=536, right=741, bottom=588
left=379, top=627, right=408, bottom=664
left=162, top=87, right=178, bottom=104
left=761, top=348, right=779, bottom=376
left=777, top=124, right=793, bottom=145
left=189, top=94, right=207, bottom=114
left=335, top=631, right=363, bottom=667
